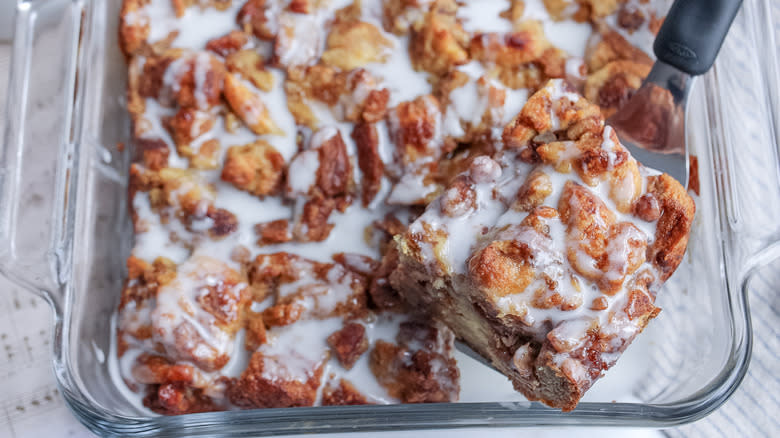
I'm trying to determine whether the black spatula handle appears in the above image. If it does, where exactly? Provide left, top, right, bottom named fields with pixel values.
left=653, top=0, right=743, bottom=76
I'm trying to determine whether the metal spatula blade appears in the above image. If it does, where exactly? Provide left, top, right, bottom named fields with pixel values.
left=607, top=0, right=742, bottom=187
left=607, top=61, right=690, bottom=186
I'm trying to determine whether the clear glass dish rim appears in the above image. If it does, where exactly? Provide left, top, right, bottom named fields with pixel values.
left=2, top=0, right=778, bottom=435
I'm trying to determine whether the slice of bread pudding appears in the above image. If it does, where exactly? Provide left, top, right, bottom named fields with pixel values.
left=392, top=79, right=694, bottom=411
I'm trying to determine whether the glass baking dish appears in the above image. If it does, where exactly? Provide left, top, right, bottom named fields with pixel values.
left=1, top=0, right=779, bottom=435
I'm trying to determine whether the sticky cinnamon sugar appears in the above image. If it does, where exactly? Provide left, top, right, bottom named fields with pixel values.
left=117, top=0, right=684, bottom=415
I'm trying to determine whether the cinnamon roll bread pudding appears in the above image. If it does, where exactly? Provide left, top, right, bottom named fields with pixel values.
left=116, top=0, right=692, bottom=414
left=391, top=80, right=694, bottom=410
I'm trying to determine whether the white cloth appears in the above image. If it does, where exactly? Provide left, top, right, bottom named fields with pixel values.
left=663, top=3, right=780, bottom=437
left=0, top=5, right=778, bottom=436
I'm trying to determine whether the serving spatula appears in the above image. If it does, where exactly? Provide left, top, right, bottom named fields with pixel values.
left=608, top=0, right=743, bottom=187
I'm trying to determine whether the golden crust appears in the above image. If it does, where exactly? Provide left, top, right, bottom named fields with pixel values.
left=580, top=0, right=621, bottom=19
left=542, top=0, right=620, bottom=22
left=143, top=381, right=219, bottom=415
left=254, top=219, right=293, bottom=246
left=327, top=322, right=369, bottom=369
left=469, top=239, right=537, bottom=300
left=502, top=81, right=603, bottom=153
left=285, top=65, right=389, bottom=128
left=646, top=173, right=695, bottom=281
left=206, top=30, right=250, bottom=57
left=131, top=165, right=239, bottom=239
left=436, top=72, right=508, bottom=142
left=409, top=0, right=469, bottom=76
left=584, top=60, right=651, bottom=118
left=170, top=52, right=227, bottom=110
left=382, top=0, right=432, bottom=35
left=322, top=379, right=371, bottom=406
left=470, top=26, right=548, bottom=68
left=165, top=107, right=214, bottom=148
left=390, top=95, right=443, bottom=165
left=322, top=19, right=392, bottom=70
left=469, top=21, right=567, bottom=91
left=154, top=255, right=250, bottom=371
left=220, top=140, right=286, bottom=197
left=227, top=349, right=327, bottom=408
left=273, top=10, right=326, bottom=67
left=117, top=256, right=176, bottom=355
left=513, top=169, right=553, bottom=212
left=226, top=50, right=275, bottom=92
left=585, top=30, right=654, bottom=72
left=223, top=73, right=283, bottom=135
left=119, top=0, right=150, bottom=58
left=135, top=138, right=170, bottom=171
left=246, top=252, right=369, bottom=322
left=237, top=0, right=276, bottom=40
left=385, top=94, right=451, bottom=205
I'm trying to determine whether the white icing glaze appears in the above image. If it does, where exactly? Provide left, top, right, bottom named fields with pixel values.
left=363, top=35, right=432, bottom=107
left=543, top=20, right=593, bottom=58
left=408, top=155, right=528, bottom=274
left=502, top=87, right=530, bottom=124
left=457, top=0, right=591, bottom=57
left=151, top=254, right=246, bottom=367
left=115, top=0, right=671, bottom=411
left=276, top=261, right=358, bottom=315
left=254, top=68, right=299, bottom=160
left=286, top=149, right=319, bottom=197
left=275, top=11, right=327, bottom=67
left=457, top=0, right=513, bottom=34
left=523, top=0, right=564, bottom=21
left=385, top=95, right=445, bottom=204
left=493, top=165, right=655, bottom=328
left=131, top=193, right=191, bottom=263
left=443, top=61, right=530, bottom=140
left=405, top=80, right=666, bottom=355
left=257, top=318, right=338, bottom=382
left=143, top=0, right=246, bottom=49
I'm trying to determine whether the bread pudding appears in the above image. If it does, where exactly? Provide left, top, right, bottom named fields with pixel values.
left=116, top=0, right=690, bottom=413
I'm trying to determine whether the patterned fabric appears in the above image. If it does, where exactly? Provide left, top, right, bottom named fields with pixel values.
left=665, top=2, right=780, bottom=437
left=665, top=263, right=780, bottom=438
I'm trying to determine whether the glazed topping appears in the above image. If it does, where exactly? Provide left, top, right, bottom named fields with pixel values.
left=406, top=80, right=662, bottom=326
left=399, top=79, right=693, bottom=391
left=150, top=255, right=249, bottom=371
left=117, top=0, right=675, bottom=413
